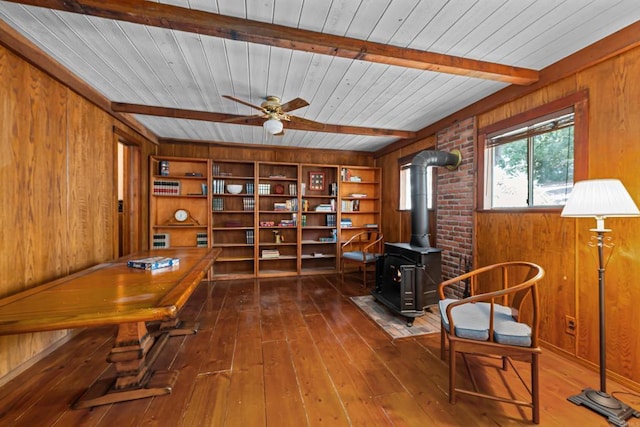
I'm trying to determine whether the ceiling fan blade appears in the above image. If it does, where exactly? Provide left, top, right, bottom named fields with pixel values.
left=289, top=115, right=325, bottom=130
left=223, top=114, right=265, bottom=123
left=222, top=95, right=265, bottom=112
left=279, top=97, right=309, bottom=113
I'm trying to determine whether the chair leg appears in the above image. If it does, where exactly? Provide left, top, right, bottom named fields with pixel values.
left=532, top=353, right=540, bottom=424
left=363, top=264, right=367, bottom=286
left=448, top=340, right=456, bottom=404
left=440, top=324, right=446, bottom=360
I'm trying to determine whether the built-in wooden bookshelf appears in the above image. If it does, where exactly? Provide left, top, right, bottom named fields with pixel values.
left=338, top=166, right=382, bottom=244
left=149, top=156, right=381, bottom=279
left=210, top=160, right=256, bottom=279
left=149, top=156, right=209, bottom=249
left=257, top=162, right=299, bottom=277
left=300, top=164, right=339, bottom=274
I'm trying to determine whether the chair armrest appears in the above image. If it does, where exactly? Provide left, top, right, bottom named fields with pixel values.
left=362, top=236, right=383, bottom=253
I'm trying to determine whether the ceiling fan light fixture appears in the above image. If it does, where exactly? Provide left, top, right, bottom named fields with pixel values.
left=263, top=117, right=283, bottom=134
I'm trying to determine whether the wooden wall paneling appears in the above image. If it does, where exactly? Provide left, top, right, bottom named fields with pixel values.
left=475, top=212, right=577, bottom=355
left=156, top=141, right=211, bottom=159
left=66, top=92, right=117, bottom=268
left=574, top=46, right=640, bottom=385
left=477, top=76, right=579, bottom=130
left=472, top=45, right=640, bottom=388
left=157, top=141, right=374, bottom=169
left=0, top=43, right=158, bottom=384
left=0, top=45, right=70, bottom=380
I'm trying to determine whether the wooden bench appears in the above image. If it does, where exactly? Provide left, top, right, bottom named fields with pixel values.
left=0, top=247, right=220, bottom=408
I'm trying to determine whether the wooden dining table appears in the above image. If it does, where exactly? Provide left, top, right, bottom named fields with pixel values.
left=0, top=247, right=220, bottom=409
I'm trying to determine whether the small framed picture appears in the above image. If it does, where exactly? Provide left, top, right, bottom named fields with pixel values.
left=309, top=171, right=325, bottom=191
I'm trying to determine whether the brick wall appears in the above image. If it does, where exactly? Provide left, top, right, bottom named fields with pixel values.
left=435, top=117, right=475, bottom=297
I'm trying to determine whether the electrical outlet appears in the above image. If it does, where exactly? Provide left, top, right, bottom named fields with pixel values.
left=565, top=315, right=576, bottom=335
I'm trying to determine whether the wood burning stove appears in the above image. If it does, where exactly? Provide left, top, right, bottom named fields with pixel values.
left=373, top=242, right=442, bottom=326
left=371, top=149, right=460, bottom=326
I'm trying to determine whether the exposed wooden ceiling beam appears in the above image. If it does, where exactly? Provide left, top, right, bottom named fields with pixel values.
left=7, top=0, right=539, bottom=85
left=111, top=102, right=417, bottom=138
left=374, top=19, right=640, bottom=157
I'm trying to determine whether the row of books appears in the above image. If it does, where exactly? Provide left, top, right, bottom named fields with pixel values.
left=152, top=233, right=170, bottom=249
left=272, top=199, right=298, bottom=211
left=258, top=183, right=271, bottom=195
left=212, top=163, right=237, bottom=177
left=341, top=199, right=360, bottom=212
left=197, top=232, right=207, bottom=248
left=212, top=197, right=256, bottom=211
left=314, top=203, right=334, bottom=212
left=243, top=197, right=255, bottom=211
left=211, top=179, right=228, bottom=194
left=340, top=168, right=363, bottom=182
left=153, top=180, right=181, bottom=196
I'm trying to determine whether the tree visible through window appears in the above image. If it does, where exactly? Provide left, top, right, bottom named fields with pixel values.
left=486, top=109, right=575, bottom=208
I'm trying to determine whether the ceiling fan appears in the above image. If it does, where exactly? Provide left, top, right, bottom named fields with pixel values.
left=223, top=95, right=325, bottom=135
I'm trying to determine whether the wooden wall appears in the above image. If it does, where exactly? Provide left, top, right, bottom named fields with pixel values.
left=0, top=44, right=156, bottom=382
left=156, top=140, right=374, bottom=167
left=476, top=45, right=640, bottom=388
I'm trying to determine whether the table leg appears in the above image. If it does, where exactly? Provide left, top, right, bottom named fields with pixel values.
left=73, top=321, right=179, bottom=409
left=158, top=316, right=200, bottom=336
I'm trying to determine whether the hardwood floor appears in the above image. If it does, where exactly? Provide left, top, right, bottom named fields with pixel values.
left=1, top=274, right=639, bottom=426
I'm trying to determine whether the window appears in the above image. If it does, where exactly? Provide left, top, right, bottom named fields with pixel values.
left=399, top=161, right=433, bottom=210
left=484, top=108, right=575, bottom=208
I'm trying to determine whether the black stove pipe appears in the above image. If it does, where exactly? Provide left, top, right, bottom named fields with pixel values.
left=410, top=149, right=461, bottom=247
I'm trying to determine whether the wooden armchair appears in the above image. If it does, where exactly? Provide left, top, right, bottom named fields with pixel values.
left=340, top=231, right=383, bottom=285
left=438, top=261, right=545, bottom=424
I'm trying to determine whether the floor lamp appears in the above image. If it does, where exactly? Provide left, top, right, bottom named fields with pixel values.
left=561, top=179, right=640, bottom=426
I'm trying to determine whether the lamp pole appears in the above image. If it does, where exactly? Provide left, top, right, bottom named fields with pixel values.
left=595, top=228, right=606, bottom=393
left=567, top=223, right=639, bottom=426
left=561, top=179, right=640, bottom=425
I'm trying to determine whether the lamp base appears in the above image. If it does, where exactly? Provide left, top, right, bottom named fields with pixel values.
left=568, top=388, right=640, bottom=426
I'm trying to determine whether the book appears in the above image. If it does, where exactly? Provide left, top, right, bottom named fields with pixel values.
left=127, top=256, right=180, bottom=270
left=261, top=249, right=280, bottom=259
left=152, top=233, right=170, bottom=249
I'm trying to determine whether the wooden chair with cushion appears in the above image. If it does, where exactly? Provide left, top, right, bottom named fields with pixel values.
left=438, top=261, right=545, bottom=424
left=340, top=231, right=383, bottom=286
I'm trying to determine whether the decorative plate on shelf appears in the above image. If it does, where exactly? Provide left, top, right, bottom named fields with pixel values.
left=274, top=184, right=285, bottom=194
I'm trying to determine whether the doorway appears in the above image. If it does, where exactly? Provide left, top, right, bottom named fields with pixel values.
left=117, top=138, right=142, bottom=257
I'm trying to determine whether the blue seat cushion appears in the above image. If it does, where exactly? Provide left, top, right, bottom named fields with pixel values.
left=439, top=299, right=532, bottom=347
left=342, top=251, right=377, bottom=263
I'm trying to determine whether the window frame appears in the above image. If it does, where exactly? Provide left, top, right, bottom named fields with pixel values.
left=477, top=91, right=589, bottom=212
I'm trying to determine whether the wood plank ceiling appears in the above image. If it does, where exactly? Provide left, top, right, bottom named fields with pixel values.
left=1, top=0, right=639, bottom=152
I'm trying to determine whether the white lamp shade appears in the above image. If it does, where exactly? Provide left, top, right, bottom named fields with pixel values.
left=561, top=179, right=640, bottom=218
left=263, top=118, right=283, bottom=134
